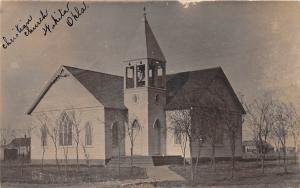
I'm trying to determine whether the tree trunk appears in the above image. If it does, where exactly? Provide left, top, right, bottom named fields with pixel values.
left=118, top=137, right=121, bottom=178
left=278, top=149, right=281, bottom=164
left=230, top=136, right=236, bottom=179
left=211, top=142, right=216, bottom=172
left=283, top=146, right=287, bottom=173
left=76, top=142, right=79, bottom=171
left=194, top=139, right=201, bottom=178
left=189, top=140, right=194, bottom=181
left=54, top=145, right=60, bottom=173
left=130, top=143, right=133, bottom=174
left=183, top=147, right=186, bottom=169
left=64, top=148, right=68, bottom=178
left=294, top=140, right=297, bottom=165
left=261, top=153, right=265, bottom=174
left=41, top=148, right=45, bottom=172
left=231, top=155, right=234, bottom=178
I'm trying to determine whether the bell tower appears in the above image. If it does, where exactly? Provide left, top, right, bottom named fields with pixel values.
left=123, top=8, right=167, bottom=156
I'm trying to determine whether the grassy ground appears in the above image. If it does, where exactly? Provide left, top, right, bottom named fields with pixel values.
left=0, top=165, right=147, bottom=184
left=162, top=160, right=300, bottom=187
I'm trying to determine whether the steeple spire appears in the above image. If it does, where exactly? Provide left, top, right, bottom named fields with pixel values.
left=123, top=8, right=166, bottom=63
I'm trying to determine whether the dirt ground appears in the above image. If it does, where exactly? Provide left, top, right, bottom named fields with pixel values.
left=0, top=165, right=147, bottom=184
left=1, top=160, right=300, bottom=188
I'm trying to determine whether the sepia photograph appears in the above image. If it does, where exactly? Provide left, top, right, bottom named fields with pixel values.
left=1, top=1, right=300, bottom=187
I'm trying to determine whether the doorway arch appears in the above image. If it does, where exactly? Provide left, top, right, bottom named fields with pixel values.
left=111, top=121, right=124, bottom=157
left=153, top=119, right=161, bottom=155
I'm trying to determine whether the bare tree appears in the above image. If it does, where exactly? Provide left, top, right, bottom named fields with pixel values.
left=57, top=111, right=72, bottom=178
left=125, top=116, right=142, bottom=173
left=81, top=141, right=90, bottom=166
left=272, top=101, right=292, bottom=173
left=193, top=117, right=206, bottom=178
left=23, top=126, right=34, bottom=160
left=288, top=104, right=300, bottom=163
left=244, top=95, right=274, bottom=173
left=270, top=131, right=282, bottom=164
left=168, top=123, right=188, bottom=169
left=198, top=97, right=222, bottom=173
left=67, top=110, right=82, bottom=171
left=0, top=127, right=13, bottom=146
left=35, top=113, right=50, bottom=172
left=46, top=113, right=61, bottom=172
left=168, top=107, right=203, bottom=181
left=168, top=108, right=199, bottom=181
left=168, top=94, right=219, bottom=180
left=223, top=109, right=241, bottom=178
left=114, top=122, right=125, bottom=178
left=205, top=86, right=243, bottom=179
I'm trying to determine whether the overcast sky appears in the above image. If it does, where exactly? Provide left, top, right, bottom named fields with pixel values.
left=1, top=1, right=300, bottom=140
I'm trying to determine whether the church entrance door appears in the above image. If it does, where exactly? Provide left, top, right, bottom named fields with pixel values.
left=111, top=122, right=121, bottom=157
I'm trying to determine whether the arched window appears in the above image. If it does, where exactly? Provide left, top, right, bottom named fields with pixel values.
left=112, top=122, right=119, bottom=147
left=132, top=119, right=140, bottom=129
left=85, top=122, right=92, bottom=146
left=59, top=112, right=72, bottom=146
left=153, top=119, right=160, bottom=129
left=40, top=125, right=47, bottom=146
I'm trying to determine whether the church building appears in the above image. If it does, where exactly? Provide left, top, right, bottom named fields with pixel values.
left=28, top=12, right=245, bottom=165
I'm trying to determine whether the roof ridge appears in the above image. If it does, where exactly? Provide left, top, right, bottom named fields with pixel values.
left=166, top=66, right=222, bottom=76
left=63, top=65, right=123, bottom=78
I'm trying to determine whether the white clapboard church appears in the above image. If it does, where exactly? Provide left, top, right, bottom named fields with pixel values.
left=28, top=12, right=245, bottom=165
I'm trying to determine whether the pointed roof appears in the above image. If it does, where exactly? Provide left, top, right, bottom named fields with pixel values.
left=124, top=13, right=166, bottom=62
left=7, top=137, right=31, bottom=148
left=165, top=67, right=246, bottom=114
left=64, top=66, right=126, bottom=110
left=27, top=66, right=127, bottom=115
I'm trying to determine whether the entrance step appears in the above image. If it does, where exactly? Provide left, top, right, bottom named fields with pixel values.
left=152, top=155, right=184, bottom=166
left=107, top=156, right=154, bottom=167
left=106, top=155, right=184, bottom=167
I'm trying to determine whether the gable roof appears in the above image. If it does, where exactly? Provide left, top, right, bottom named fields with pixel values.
left=64, top=66, right=126, bottom=110
left=124, top=15, right=166, bottom=62
left=165, top=67, right=246, bottom=114
left=27, top=65, right=126, bottom=115
left=8, top=138, right=31, bottom=148
left=27, top=65, right=244, bottom=115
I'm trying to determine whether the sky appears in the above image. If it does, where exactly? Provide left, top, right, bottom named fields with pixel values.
left=1, top=1, right=300, bottom=141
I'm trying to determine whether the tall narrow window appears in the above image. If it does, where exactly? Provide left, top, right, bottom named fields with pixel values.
left=126, top=66, right=134, bottom=88
left=157, top=66, right=163, bottom=88
left=85, top=122, right=92, bottom=146
left=59, top=112, right=72, bottom=146
left=40, top=125, right=47, bottom=146
left=148, top=65, right=155, bottom=87
left=132, top=119, right=140, bottom=129
left=136, top=64, right=146, bottom=87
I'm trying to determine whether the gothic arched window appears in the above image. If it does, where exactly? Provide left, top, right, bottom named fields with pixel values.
left=153, top=119, right=160, bottom=129
left=59, top=112, right=72, bottom=146
left=40, top=125, right=47, bottom=146
left=132, top=119, right=140, bottom=129
left=85, top=122, right=92, bottom=146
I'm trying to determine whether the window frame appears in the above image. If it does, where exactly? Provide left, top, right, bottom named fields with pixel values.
left=85, top=122, right=92, bottom=146
left=59, top=112, right=73, bottom=146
